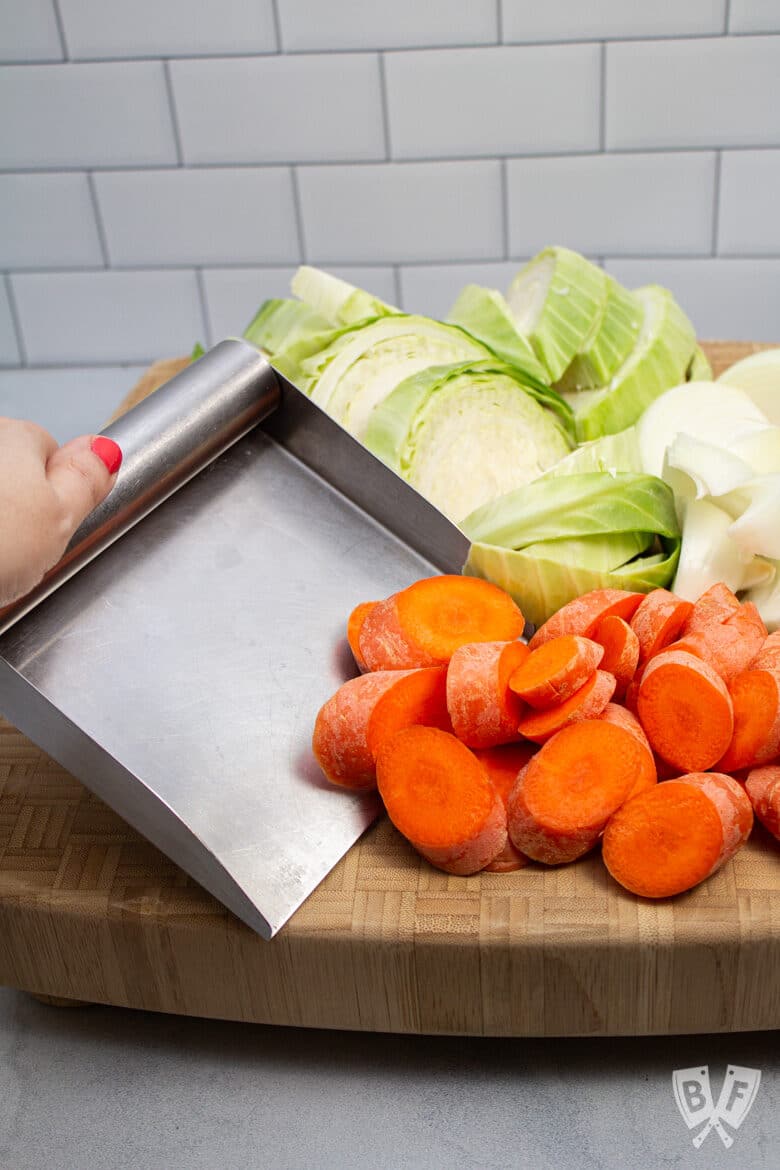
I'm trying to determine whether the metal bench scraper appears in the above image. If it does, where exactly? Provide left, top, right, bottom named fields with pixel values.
left=0, top=339, right=470, bottom=938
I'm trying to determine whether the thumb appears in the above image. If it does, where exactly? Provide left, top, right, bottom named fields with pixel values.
left=46, top=434, right=122, bottom=532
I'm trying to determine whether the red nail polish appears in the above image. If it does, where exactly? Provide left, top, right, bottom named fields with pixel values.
left=91, top=436, right=123, bottom=475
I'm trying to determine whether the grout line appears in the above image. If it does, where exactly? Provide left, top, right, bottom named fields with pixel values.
left=270, top=0, right=284, bottom=52
left=195, top=268, right=213, bottom=346
left=289, top=167, right=307, bottom=262
left=712, top=150, right=723, bottom=255
left=599, top=42, right=607, bottom=151
left=163, top=60, right=185, bottom=165
left=86, top=172, right=111, bottom=266
left=724, top=0, right=733, bottom=34
left=500, top=159, right=510, bottom=260
left=496, top=0, right=503, bottom=43
left=391, top=265, right=402, bottom=308
left=50, top=0, right=69, bottom=61
left=3, top=274, right=28, bottom=366
left=377, top=53, right=392, bottom=160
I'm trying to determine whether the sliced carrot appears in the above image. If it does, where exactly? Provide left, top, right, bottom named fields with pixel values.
left=598, top=703, right=657, bottom=799
left=516, top=669, right=616, bottom=745
left=528, top=589, right=643, bottom=650
left=474, top=743, right=537, bottom=872
left=313, top=671, right=413, bottom=790
left=602, top=781, right=726, bottom=898
left=636, top=648, right=733, bottom=772
left=749, top=630, right=780, bottom=673
left=716, top=669, right=780, bottom=771
left=508, top=634, right=603, bottom=710
left=347, top=600, right=377, bottom=673
left=507, top=719, right=642, bottom=864
left=359, top=575, right=525, bottom=671
left=630, top=588, right=694, bottom=664
left=592, top=615, right=639, bottom=698
left=666, top=607, right=766, bottom=684
left=367, top=665, right=451, bottom=759
left=376, top=726, right=506, bottom=875
left=446, top=640, right=529, bottom=749
left=681, top=581, right=741, bottom=635
left=745, top=765, right=780, bottom=840
left=674, top=771, right=753, bottom=863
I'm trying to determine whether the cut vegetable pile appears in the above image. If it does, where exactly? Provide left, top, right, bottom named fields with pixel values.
left=236, top=247, right=779, bottom=628
left=313, top=575, right=779, bottom=896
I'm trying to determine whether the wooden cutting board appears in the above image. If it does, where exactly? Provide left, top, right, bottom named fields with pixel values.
left=0, top=340, right=778, bottom=1037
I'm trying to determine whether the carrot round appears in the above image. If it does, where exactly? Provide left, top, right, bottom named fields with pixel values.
left=446, top=639, right=530, bottom=749
left=674, top=771, right=753, bottom=863
left=592, top=615, right=639, bottom=698
left=474, top=743, right=537, bottom=872
left=745, top=765, right=780, bottom=840
left=681, top=581, right=741, bottom=635
left=366, top=665, right=451, bottom=760
left=508, top=634, right=603, bottom=710
left=376, top=726, right=506, bottom=875
left=598, top=703, right=657, bottom=799
left=359, top=575, right=525, bottom=671
left=716, top=668, right=780, bottom=772
left=748, top=630, right=780, bottom=673
left=347, top=600, right=377, bottom=673
left=602, top=781, right=727, bottom=898
left=507, top=719, right=642, bottom=865
left=636, top=648, right=733, bottom=772
left=630, top=588, right=694, bottom=664
left=528, top=589, right=643, bottom=650
left=312, top=671, right=412, bottom=790
left=516, top=669, right=616, bottom=744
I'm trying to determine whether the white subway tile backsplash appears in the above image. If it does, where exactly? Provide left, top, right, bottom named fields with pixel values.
left=202, top=265, right=397, bottom=343
left=729, top=1, right=780, bottom=34
left=278, top=1, right=497, bottom=51
left=385, top=45, right=600, bottom=159
left=11, top=270, right=204, bottom=363
left=399, top=261, right=522, bottom=318
left=719, top=150, right=780, bottom=255
left=0, top=173, right=103, bottom=268
left=59, top=0, right=277, bottom=59
left=170, top=55, right=384, bottom=165
left=0, top=281, right=21, bottom=365
left=0, top=365, right=148, bottom=441
left=507, top=152, right=716, bottom=257
left=501, top=0, right=726, bottom=43
left=604, top=257, right=780, bottom=341
left=0, top=0, right=62, bottom=62
left=606, top=36, right=780, bottom=150
left=0, top=62, right=178, bottom=169
left=297, top=161, right=503, bottom=263
left=95, top=168, right=300, bottom=267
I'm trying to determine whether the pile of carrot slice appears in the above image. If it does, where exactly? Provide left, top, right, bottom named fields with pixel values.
left=312, top=575, right=780, bottom=897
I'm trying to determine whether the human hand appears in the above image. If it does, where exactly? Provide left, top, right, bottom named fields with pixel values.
left=0, top=418, right=122, bottom=608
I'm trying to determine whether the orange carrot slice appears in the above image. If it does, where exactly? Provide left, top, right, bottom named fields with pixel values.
left=376, top=726, right=506, bottom=875
left=507, top=720, right=642, bottom=864
left=367, top=666, right=451, bottom=760
left=665, top=607, right=766, bottom=684
left=474, top=743, right=537, bottom=872
left=674, top=771, right=753, bottom=863
left=528, top=589, right=643, bottom=649
left=636, top=648, right=733, bottom=772
left=508, top=634, right=603, bottom=710
left=749, top=630, right=780, bottom=673
left=681, top=581, right=741, bottom=635
left=716, top=669, right=780, bottom=771
left=359, top=575, right=525, bottom=671
left=630, top=588, right=694, bottom=664
left=602, top=781, right=727, bottom=898
left=592, top=615, right=639, bottom=698
left=347, top=600, right=377, bottom=673
left=446, top=640, right=529, bottom=748
left=516, top=669, right=616, bottom=744
left=598, top=702, right=657, bottom=799
left=745, top=765, right=780, bottom=840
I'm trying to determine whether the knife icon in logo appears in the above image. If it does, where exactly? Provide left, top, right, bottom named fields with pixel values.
left=673, top=1064, right=761, bottom=1149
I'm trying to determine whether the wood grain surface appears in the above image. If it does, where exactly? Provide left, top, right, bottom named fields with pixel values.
left=0, top=340, right=778, bottom=1037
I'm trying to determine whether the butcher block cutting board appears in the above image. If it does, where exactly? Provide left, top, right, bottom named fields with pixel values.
left=0, top=341, right=778, bottom=1038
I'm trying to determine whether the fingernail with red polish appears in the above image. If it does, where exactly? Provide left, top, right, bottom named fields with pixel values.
left=91, top=436, right=123, bottom=475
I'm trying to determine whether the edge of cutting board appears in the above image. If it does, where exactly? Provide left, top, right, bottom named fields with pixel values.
left=0, top=339, right=779, bottom=1038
